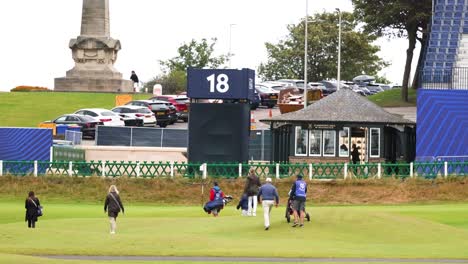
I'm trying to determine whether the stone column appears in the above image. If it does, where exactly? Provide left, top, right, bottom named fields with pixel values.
left=54, top=0, right=133, bottom=93
left=81, top=0, right=110, bottom=37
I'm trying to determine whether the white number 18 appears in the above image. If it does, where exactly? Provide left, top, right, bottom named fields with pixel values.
left=207, top=74, right=229, bottom=93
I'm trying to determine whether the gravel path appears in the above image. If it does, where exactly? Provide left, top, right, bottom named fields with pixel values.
left=41, top=255, right=468, bottom=263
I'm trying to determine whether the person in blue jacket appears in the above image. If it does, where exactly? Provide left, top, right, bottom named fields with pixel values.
left=258, top=178, right=279, bottom=230
left=289, top=174, right=307, bottom=227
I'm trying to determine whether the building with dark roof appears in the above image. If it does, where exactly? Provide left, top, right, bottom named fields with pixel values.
left=261, top=88, right=416, bottom=163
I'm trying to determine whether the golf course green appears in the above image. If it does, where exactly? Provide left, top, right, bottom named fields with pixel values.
left=0, top=201, right=467, bottom=263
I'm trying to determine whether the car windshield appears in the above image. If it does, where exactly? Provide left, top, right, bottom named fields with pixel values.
left=150, top=103, right=165, bottom=110
left=175, top=98, right=189, bottom=103
left=256, top=85, right=272, bottom=93
left=101, top=111, right=116, bottom=116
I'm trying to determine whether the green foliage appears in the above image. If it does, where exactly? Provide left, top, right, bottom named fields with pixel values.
left=352, top=0, right=432, bottom=101
left=146, top=38, right=229, bottom=94
left=258, top=12, right=388, bottom=82
left=160, top=38, right=229, bottom=73
left=143, top=70, right=187, bottom=94
left=374, top=75, right=391, bottom=84
left=0, top=92, right=150, bottom=127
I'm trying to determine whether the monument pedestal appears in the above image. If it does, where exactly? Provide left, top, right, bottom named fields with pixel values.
left=54, top=77, right=133, bottom=92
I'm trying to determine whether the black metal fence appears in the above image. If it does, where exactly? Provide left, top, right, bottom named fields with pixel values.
left=95, top=127, right=272, bottom=161
left=420, top=67, right=468, bottom=89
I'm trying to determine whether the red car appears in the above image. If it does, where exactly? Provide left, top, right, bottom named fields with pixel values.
left=150, top=95, right=189, bottom=122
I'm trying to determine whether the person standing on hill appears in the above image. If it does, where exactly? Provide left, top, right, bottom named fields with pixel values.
left=104, top=185, right=125, bottom=234
left=25, top=191, right=41, bottom=228
left=244, top=168, right=261, bottom=216
left=258, top=178, right=279, bottom=231
left=130, top=70, right=139, bottom=92
left=290, top=174, right=307, bottom=227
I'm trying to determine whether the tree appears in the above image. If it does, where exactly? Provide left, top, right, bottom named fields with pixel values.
left=143, top=70, right=186, bottom=94
left=145, top=38, right=229, bottom=93
left=352, top=0, right=432, bottom=101
left=258, top=12, right=387, bottom=83
left=160, top=38, right=229, bottom=73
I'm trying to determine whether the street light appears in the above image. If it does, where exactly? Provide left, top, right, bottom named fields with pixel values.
left=228, top=24, right=236, bottom=68
left=303, top=0, right=309, bottom=108
left=336, top=8, right=342, bottom=91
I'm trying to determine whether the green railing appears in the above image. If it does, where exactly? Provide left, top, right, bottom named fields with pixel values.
left=0, top=160, right=467, bottom=179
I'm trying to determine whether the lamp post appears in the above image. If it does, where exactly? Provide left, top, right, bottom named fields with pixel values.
left=303, top=0, right=309, bottom=107
left=228, top=23, right=236, bottom=68
left=336, top=8, right=342, bottom=91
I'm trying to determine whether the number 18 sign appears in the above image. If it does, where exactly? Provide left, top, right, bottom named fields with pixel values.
left=187, top=68, right=255, bottom=100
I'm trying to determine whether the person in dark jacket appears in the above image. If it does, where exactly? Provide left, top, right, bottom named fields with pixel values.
left=104, top=185, right=125, bottom=234
left=351, top=144, right=360, bottom=164
left=130, top=71, right=139, bottom=92
left=290, top=174, right=307, bottom=227
left=25, top=191, right=41, bottom=228
left=258, top=178, right=279, bottom=230
left=244, top=168, right=261, bottom=216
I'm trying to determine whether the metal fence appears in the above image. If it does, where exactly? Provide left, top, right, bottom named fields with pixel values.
left=96, top=127, right=272, bottom=161
left=0, top=160, right=466, bottom=179
left=420, top=67, right=468, bottom=89
left=65, top=130, right=83, bottom=145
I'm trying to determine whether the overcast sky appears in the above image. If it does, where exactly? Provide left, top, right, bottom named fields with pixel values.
left=0, top=0, right=420, bottom=92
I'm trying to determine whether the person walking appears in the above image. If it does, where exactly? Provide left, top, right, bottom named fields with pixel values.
left=258, top=178, right=279, bottom=231
left=130, top=71, right=139, bottom=92
left=25, top=191, right=41, bottom=228
left=290, top=174, right=307, bottom=227
left=104, top=185, right=125, bottom=234
left=244, top=168, right=261, bottom=216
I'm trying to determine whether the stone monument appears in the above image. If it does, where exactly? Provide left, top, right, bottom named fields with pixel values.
left=54, top=0, right=133, bottom=92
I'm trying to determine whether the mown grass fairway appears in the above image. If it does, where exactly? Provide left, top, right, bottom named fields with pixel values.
left=0, top=92, right=151, bottom=127
left=1, top=201, right=467, bottom=262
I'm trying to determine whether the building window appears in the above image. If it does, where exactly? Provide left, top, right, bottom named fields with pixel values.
left=370, top=128, right=380, bottom=158
left=295, top=127, right=308, bottom=156
left=323, top=130, right=336, bottom=156
left=339, top=127, right=350, bottom=157
left=309, top=130, right=322, bottom=156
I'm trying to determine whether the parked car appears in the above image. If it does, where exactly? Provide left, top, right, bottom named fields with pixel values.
left=151, top=95, right=189, bottom=122
left=259, top=81, right=288, bottom=91
left=74, top=108, right=124, bottom=127
left=363, top=83, right=384, bottom=95
left=111, top=106, right=156, bottom=127
left=125, top=100, right=171, bottom=128
left=318, top=81, right=338, bottom=96
left=308, top=82, right=326, bottom=92
left=250, top=89, right=261, bottom=110
left=255, top=84, right=279, bottom=108
left=49, top=114, right=102, bottom=139
left=276, top=79, right=307, bottom=89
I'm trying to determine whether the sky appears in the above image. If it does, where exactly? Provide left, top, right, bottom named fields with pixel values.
left=0, top=0, right=420, bottom=92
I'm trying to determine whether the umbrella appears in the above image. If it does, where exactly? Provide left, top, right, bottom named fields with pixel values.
left=353, top=75, right=375, bottom=82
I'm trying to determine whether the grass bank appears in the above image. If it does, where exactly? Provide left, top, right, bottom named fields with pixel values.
left=368, top=88, right=417, bottom=107
left=0, top=92, right=151, bottom=127
left=0, top=176, right=467, bottom=205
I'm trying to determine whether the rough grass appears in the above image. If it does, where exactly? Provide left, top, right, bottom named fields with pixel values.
left=0, top=92, right=151, bottom=127
left=0, top=202, right=467, bottom=259
left=1, top=176, right=468, bottom=206
left=368, top=88, right=417, bottom=107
